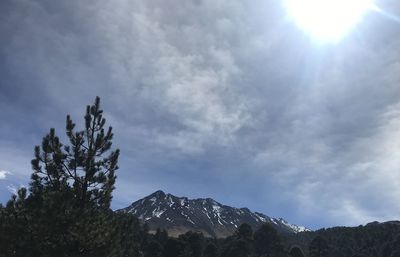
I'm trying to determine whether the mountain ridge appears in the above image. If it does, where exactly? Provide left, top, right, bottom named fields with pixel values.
left=118, top=190, right=310, bottom=238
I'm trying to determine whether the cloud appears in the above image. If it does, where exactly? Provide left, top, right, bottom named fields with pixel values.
left=0, top=170, right=11, bottom=180
left=6, top=184, right=17, bottom=195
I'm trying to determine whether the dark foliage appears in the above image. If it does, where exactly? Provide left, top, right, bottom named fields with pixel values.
left=204, top=242, right=219, bottom=257
left=309, top=236, right=329, bottom=257
left=144, top=240, right=163, bottom=257
left=179, top=231, right=205, bottom=257
left=221, top=238, right=251, bottom=257
left=0, top=97, right=143, bottom=257
left=286, top=221, right=400, bottom=257
left=254, top=224, right=285, bottom=257
left=163, top=238, right=185, bottom=257
left=290, top=246, right=306, bottom=257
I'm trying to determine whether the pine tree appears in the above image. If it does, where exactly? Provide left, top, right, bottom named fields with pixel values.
left=0, top=188, right=39, bottom=257
left=203, top=243, right=219, bottom=257
left=179, top=231, right=205, bottom=257
left=309, top=235, right=329, bottom=257
left=26, top=97, right=121, bottom=256
left=144, top=240, right=163, bottom=257
left=221, top=239, right=250, bottom=257
left=109, top=212, right=142, bottom=257
left=221, top=224, right=253, bottom=257
left=289, top=246, right=305, bottom=257
left=155, top=228, right=169, bottom=246
left=236, top=223, right=253, bottom=240
left=31, top=96, right=119, bottom=210
left=163, top=238, right=185, bottom=257
left=0, top=97, right=140, bottom=257
left=254, top=224, right=285, bottom=257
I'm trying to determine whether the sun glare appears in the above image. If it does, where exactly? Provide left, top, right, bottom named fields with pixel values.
left=284, top=0, right=374, bottom=42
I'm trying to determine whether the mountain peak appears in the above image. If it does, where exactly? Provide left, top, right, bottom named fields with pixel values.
left=119, top=191, right=310, bottom=237
left=150, top=190, right=166, bottom=198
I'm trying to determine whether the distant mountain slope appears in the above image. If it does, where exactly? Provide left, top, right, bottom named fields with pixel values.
left=118, top=190, right=309, bottom=238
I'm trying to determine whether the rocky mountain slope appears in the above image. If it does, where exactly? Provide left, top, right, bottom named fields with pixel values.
left=118, top=190, right=309, bottom=237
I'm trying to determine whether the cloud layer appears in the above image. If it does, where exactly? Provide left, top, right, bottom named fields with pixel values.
left=1, top=0, right=400, bottom=229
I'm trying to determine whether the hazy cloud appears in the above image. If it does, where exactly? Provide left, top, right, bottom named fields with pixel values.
left=0, top=170, right=10, bottom=180
left=6, top=184, right=17, bottom=195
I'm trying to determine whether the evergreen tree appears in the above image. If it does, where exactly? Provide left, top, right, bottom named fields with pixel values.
left=385, top=234, right=400, bottom=257
left=0, top=97, right=140, bottom=257
left=289, top=246, right=305, bottom=257
left=179, top=231, right=205, bottom=257
left=30, top=96, right=119, bottom=210
left=236, top=223, right=253, bottom=240
left=204, top=242, right=219, bottom=257
left=144, top=240, right=163, bottom=257
left=221, top=239, right=250, bottom=257
left=254, top=224, right=285, bottom=257
left=0, top=188, right=39, bottom=257
left=155, top=228, right=169, bottom=246
left=163, top=238, right=185, bottom=257
left=310, top=235, right=329, bottom=257
left=221, top=224, right=252, bottom=257
left=109, top=212, right=142, bottom=257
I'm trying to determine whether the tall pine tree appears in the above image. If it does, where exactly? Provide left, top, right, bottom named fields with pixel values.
left=0, top=97, right=142, bottom=257
left=31, top=96, right=119, bottom=210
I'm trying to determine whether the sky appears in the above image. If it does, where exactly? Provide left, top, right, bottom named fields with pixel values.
left=1, top=0, right=400, bottom=230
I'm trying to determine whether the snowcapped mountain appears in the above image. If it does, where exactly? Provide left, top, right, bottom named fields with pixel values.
left=118, top=190, right=310, bottom=238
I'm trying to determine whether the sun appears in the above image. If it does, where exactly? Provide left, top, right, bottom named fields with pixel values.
left=284, top=0, right=374, bottom=42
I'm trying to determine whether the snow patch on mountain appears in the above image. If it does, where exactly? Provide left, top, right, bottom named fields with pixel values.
left=118, top=190, right=311, bottom=237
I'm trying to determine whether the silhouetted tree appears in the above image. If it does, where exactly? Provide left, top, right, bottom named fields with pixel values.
left=163, top=238, right=185, bottom=257
left=383, top=234, right=400, bottom=257
left=310, top=236, right=329, bottom=257
left=0, top=97, right=141, bottom=257
left=221, top=239, right=250, bottom=257
left=145, top=240, right=163, bottom=257
left=204, top=242, right=219, bottom=257
left=289, top=246, right=305, bottom=257
left=155, top=228, right=169, bottom=246
left=109, top=212, right=142, bottom=257
left=30, top=96, right=119, bottom=210
left=179, top=231, right=205, bottom=257
left=0, top=188, right=39, bottom=257
left=254, top=224, right=285, bottom=257
left=237, top=223, right=253, bottom=240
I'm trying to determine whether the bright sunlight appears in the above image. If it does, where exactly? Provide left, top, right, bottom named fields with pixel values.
left=284, top=0, right=375, bottom=42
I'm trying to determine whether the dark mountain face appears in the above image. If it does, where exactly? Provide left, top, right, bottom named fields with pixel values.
left=118, top=190, right=309, bottom=238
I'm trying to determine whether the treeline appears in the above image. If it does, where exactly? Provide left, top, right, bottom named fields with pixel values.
left=1, top=97, right=400, bottom=257
left=137, top=223, right=287, bottom=257
left=121, top=220, right=400, bottom=257
left=287, top=221, right=400, bottom=257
